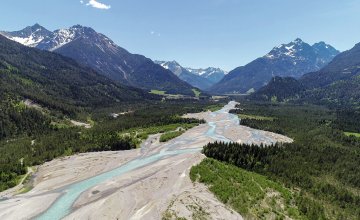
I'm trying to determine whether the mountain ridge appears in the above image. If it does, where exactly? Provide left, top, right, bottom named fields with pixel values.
left=250, top=41, right=360, bottom=107
left=0, top=34, right=153, bottom=115
left=155, top=60, right=226, bottom=90
left=1, top=24, right=196, bottom=96
left=185, top=67, right=227, bottom=84
left=210, top=38, right=339, bottom=94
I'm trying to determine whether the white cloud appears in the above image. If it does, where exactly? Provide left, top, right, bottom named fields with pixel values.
left=150, top=31, right=161, bottom=37
left=80, top=0, right=84, bottom=4
left=86, top=0, right=111, bottom=10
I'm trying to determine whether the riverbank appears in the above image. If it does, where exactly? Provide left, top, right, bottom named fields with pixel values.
left=0, top=167, right=35, bottom=198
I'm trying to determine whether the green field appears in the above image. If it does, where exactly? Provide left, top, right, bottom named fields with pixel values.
left=192, top=89, right=201, bottom=98
left=344, top=132, right=360, bottom=138
left=205, top=104, right=225, bottom=112
left=160, top=130, right=185, bottom=142
left=119, top=122, right=200, bottom=147
left=149, top=90, right=189, bottom=99
left=190, top=158, right=303, bottom=219
left=239, top=114, right=274, bottom=121
left=150, top=89, right=166, bottom=95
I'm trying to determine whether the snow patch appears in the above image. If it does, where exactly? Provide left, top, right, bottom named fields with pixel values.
left=48, top=28, right=77, bottom=51
left=10, top=35, right=44, bottom=47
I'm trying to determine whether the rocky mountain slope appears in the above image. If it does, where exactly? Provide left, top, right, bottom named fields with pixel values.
left=186, top=67, right=226, bottom=84
left=1, top=24, right=195, bottom=95
left=251, top=42, right=360, bottom=106
left=211, top=38, right=339, bottom=94
left=0, top=34, right=152, bottom=114
left=155, top=61, right=211, bottom=90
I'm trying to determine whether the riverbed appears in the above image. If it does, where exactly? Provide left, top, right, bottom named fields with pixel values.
left=0, top=101, right=292, bottom=220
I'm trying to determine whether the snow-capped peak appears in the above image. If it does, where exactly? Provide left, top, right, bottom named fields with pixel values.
left=45, top=28, right=77, bottom=51
left=264, top=38, right=339, bottom=62
left=155, top=60, right=226, bottom=87
left=185, top=66, right=227, bottom=84
left=155, top=60, right=181, bottom=68
left=1, top=24, right=108, bottom=51
left=0, top=23, right=52, bottom=47
left=35, top=25, right=110, bottom=51
left=185, top=67, right=227, bottom=76
left=155, top=60, right=184, bottom=76
left=265, top=38, right=308, bottom=59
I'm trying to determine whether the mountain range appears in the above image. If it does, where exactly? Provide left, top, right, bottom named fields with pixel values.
left=2, top=24, right=354, bottom=105
left=251, top=42, right=360, bottom=107
left=186, top=67, right=226, bottom=84
left=1, top=24, right=195, bottom=96
left=210, top=38, right=339, bottom=94
left=155, top=60, right=226, bottom=90
left=0, top=34, right=153, bottom=115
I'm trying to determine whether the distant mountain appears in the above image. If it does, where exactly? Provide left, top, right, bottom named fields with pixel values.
left=186, top=67, right=226, bottom=84
left=301, top=42, right=360, bottom=88
left=251, top=42, right=360, bottom=107
left=155, top=61, right=216, bottom=90
left=299, top=42, right=360, bottom=106
left=0, top=34, right=152, bottom=115
left=0, top=23, right=52, bottom=47
left=1, top=24, right=195, bottom=96
left=211, top=38, right=339, bottom=94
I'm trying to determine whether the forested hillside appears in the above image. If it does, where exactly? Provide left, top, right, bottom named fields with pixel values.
left=0, top=35, right=153, bottom=115
left=219, top=101, right=360, bottom=219
left=251, top=76, right=305, bottom=102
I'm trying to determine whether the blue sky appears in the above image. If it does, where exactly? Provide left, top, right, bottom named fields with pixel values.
left=1, top=0, right=360, bottom=71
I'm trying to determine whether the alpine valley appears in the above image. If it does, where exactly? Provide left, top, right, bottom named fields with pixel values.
left=1, top=7, right=360, bottom=220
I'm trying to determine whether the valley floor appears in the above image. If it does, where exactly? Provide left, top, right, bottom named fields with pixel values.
left=0, top=101, right=292, bottom=220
